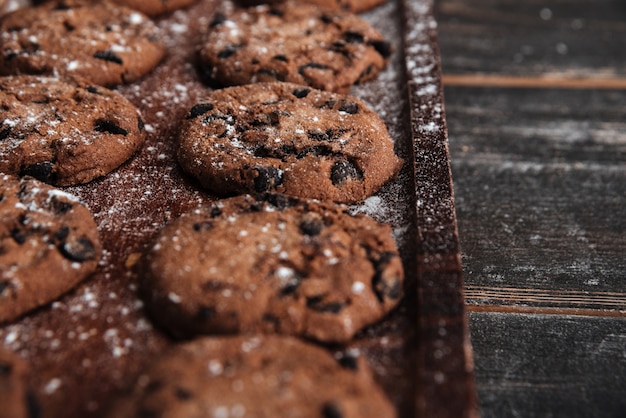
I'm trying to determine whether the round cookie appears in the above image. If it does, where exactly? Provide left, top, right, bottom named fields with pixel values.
left=0, top=174, right=102, bottom=323
left=111, top=0, right=197, bottom=16
left=177, top=82, right=402, bottom=204
left=104, top=335, right=397, bottom=418
left=0, top=349, right=33, bottom=418
left=140, top=193, right=404, bottom=343
left=198, top=1, right=392, bottom=92
left=0, top=0, right=166, bottom=86
left=0, top=75, right=146, bottom=186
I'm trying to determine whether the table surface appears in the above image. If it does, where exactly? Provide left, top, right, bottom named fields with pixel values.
left=435, top=0, right=626, bottom=417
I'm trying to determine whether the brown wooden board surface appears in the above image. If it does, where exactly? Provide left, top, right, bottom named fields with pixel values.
left=436, top=0, right=626, bottom=416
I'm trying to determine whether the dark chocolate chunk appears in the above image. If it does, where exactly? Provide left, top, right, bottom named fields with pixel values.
left=144, top=380, right=164, bottom=394
left=196, top=306, right=216, bottom=322
left=94, top=120, right=128, bottom=136
left=322, top=402, right=344, bottom=418
left=0, top=281, right=9, bottom=295
left=59, top=236, right=97, bottom=262
left=306, top=296, right=345, bottom=313
left=53, top=226, right=70, bottom=241
left=292, top=87, right=310, bottom=98
left=0, top=361, right=11, bottom=375
left=279, top=277, right=301, bottom=296
left=344, top=31, right=364, bottom=44
left=298, top=62, right=331, bottom=76
left=259, top=193, right=295, bottom=210
left=256, top=68, right=279, bottom=79
left=253, top=166, right=283, bottom=192
left=273, top=54, right=288, bottom=62
left=20, top=162, right=55, bottom=183
left=338, top=101, right=359, bottom=114
left=372, top=252, right=402, bottom=302
left=187, top=103, right=214, bottom=119
left=337, top=353, right=358, bottom=370
left=10, top=228, right=27, bottom=245
left=369, top=40, right=392, bottom=58
left=209, top=12, right=227, bottom=28
left=85, top=85, right=100, bottom=94
left=93, top=50, right=123, bottom=65
left=210, top=206, right=223, bottom=218
left=174, top=387, right=193, bottom=400
left=330, top=160, right=362, bottom=185
left=26, top=390, right=41, bottom=418
left=299, top=215, right=323, bottom=236
left=192, top=221, right=213, bottom=232
left=0, top=126, right=12, bottom=140
left=49, top=197, right=73, bottom=215
left=217, top=45, right=240, bottom=59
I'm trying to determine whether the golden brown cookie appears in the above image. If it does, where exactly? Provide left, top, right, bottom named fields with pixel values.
left=104, top=335, right=396, bottom=418
left=0, top=174, right=102, bottom=323
left=198, top=1, right=392, bottom=92
left=140, top=194, right=404, bottom=343
left=0, top=0, right=166, bottom=86
left=0, top=75, right=146, bottom=186
left=176, top=82, right=402, bottom=203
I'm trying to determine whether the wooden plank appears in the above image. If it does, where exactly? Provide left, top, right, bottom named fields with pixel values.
left=469, top=312, right=626, bottom=418
left=436, top=0, right=626, bottom=78
left=444, top=86, right=626, bottom=304
left=443, top=74, right=626, bottom=89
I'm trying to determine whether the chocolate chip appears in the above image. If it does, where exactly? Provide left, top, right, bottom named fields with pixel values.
left=0, top=281, right=9, bottom=295
left=299, top=214, right=323, bottom=236
left=175, top=387, right=193, bottom=400
left=26, top=390, right=41, bottom=418
left=292, top=87, right=310, bottom=98
left=144, top=380, right=164, bottom=394
left=0, top=362, right=11, bottom=375
left=217, top=45, right=240, bottom=59
left=337, top=353, right=358, bottom=370
left=52, top=3, right=71, bottom=11
left=0, top=126, right=12, bottom=140
left=253, top=166, right=283, bottom=192
left=63, top=20, right=75, bottom=32
left=187, top=103, right=214, bottom=119
left=93, top=50, right=123, bottom=65
left=259, top=193, right=295, bottom=210
left=196, top=306, right=216, bottom=322
left=298, top=63, right=331, bottom=76
left=338, top=101, right=359, bottom=114
left=85, top=86, right=100, bottom=94
left=210, top=206, right=222, bottom=218
left=59, top=236, right=97, bottom=262
left=210, top=12, right=227, bottom=27
left=256, top=68, right=279, bottom=80
left=268, top=7, right=284, bottom=16
left=94, top=120, right=128, bottom=136
left=306, top=296, right=345, bottom=313
left=49, top=197, right=73, bottom=215
left=20, top=162, right=55, bottom=183
left=320, top=14, right=333, bottom=24
left=273, top=54, right=288, bottom=62
left=53, top=226, right=70, bottom=241
left=279, top=278, right=301, bottom=296
left=344, top=31, right=364, bottom=44
left=369, top=40, right=393, bottom=58
left=321, top=402, right=344, bottom=418
left=192, top=221, right=213, bottom=232
left=138, top=117, right=145, bottom=132
left=10, top=228, right=26, bottom=244
left=330, top=160, right=362, bottom=185
left=372, top=252, right=402, bottom=302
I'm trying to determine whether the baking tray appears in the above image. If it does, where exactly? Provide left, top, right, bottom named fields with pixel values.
left=0, top=0, right=477, bottom=416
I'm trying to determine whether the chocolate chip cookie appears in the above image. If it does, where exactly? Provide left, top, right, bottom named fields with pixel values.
left=0, top=75, right=146, bottom=186
left=177, top=82, right=402, bottom=203
left=198, top=1, right=392, bottom=92
left=0, top=0, right=165, bottom=86
left=0, top=174, right=102, bottom=323
left=140, top=194, right=404, bottom=343
left=112, top=0, right=197, bottom=16
left=104, top=335, right=396, bottom=418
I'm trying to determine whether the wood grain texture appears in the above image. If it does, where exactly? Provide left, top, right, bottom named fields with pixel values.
left=469, top=312, right=626, bottom=418
left=437, top=0, right=626, bottom=78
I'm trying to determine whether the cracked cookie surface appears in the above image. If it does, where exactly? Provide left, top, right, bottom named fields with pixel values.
left=0, top=174, right=102, bottom=323
left=0, top=0, right=165, bottom=86
left=140, top=194, right=404, bottom=343
left=177, top=82, right=402, bottom=204
left=198, top=1, right=392, bottom=92
left=0, top=75, right=146, bottom=186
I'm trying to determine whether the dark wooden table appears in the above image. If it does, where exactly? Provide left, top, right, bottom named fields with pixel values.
left=435, top=0, right=626, bottom=417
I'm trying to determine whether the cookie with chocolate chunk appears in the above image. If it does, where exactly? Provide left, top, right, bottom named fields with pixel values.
left=111, top=0, right=197, bottom=16
left=198, top=2, right=392, bottom=92
left=0, top=175, right=102, bottom=323
left=104, top=335, right=396, bottom=418
left=0, top=75, right=146, bottom=186
left=140, top=194, right=404, bottom=343
left=177, top=82, right=402, bottom=204
left=0, top=0, right=165, bottom=86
